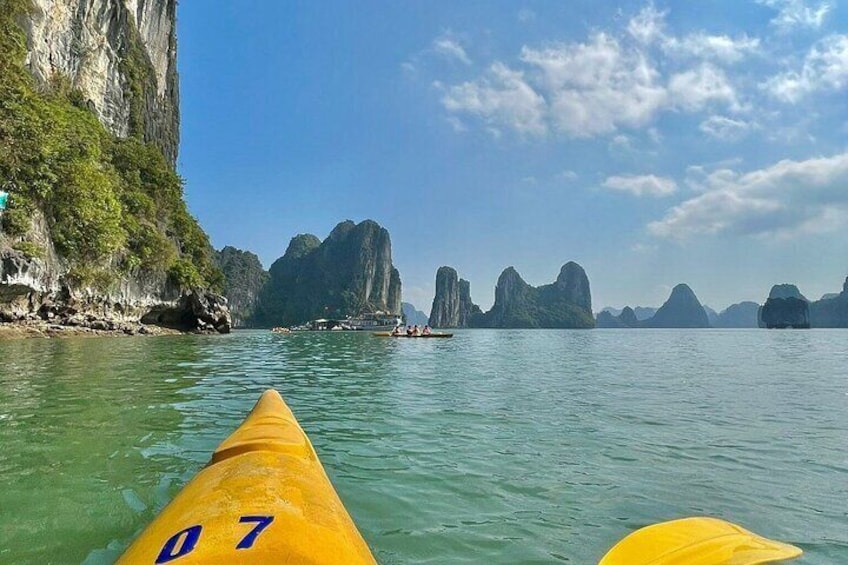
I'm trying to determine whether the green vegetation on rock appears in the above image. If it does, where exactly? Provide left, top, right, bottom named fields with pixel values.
left=0, top=1, right=220, bottom=291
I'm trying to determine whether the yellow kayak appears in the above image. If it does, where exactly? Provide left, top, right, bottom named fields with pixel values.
left=117, top=390, right=375, bottom=564
left=117, top=390, right=801, bottom=565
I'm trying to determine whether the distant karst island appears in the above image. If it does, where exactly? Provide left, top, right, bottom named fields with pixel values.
left=211, top=218, right=848, bottom=332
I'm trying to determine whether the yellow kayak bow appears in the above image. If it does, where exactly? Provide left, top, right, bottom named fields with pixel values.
left=117, top=390, right=802, bottom=565
left=599, top=517, right=802, bottom=564
left=117, top=390, right=376, bottom=564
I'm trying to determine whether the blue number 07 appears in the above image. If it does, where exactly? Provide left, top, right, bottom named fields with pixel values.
left=236, top=515, right=275, bottom=550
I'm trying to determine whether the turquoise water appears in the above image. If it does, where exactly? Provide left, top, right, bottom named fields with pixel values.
left=0, top=329, right=846, bottom=563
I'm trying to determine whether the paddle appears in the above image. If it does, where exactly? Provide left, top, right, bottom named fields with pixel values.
left=599, top=517, right=802, bottom=565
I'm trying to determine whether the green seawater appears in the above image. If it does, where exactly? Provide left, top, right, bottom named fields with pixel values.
left=0, top=329, right=846, bottom=564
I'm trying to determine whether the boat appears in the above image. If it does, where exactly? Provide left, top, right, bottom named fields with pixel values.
left=372, top=331, right=453, bottom=338
left=117, top=390, right=802, bottom=564
left=116, top=390, right=376, bottom=564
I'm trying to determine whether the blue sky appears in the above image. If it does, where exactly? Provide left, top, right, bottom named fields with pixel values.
left=177, top=1, right=848, bottom=313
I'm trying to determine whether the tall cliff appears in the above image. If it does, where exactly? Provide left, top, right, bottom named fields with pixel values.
left=215, top=246, right=268, bottom=327
left=472, top=262, right=594, bottom=329
left=25, top=0, right=180, bottom=163
left=253, top=220, right=402, bottom=327
left=428, top=266, right=480, bottom=328
left=0, top=0, right=228, bottom=333
left=642, top=284, right=710, bottom=328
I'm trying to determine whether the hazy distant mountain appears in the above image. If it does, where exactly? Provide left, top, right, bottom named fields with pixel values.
left=596, top=306, right=639, bottom=328
left=633, top=306, right=657, bottom=321
left=810, top=277, right=848, bottom=327
left=643, top=284, right=710, bottom=328
left=703, top=305, right=720, bottom=327
left=600, top=307, right=622, bottom=317
left=402, top=302, right=429, bottom=326
left=714, top=301, right=760, bottom=328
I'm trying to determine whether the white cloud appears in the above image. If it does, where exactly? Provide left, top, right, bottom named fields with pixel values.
left=436, top=10, right=750, bottom=139
left=649, top=152, right=848, bottom=239
left=756, top=0, right=832, bottom=30
left=603, top=174, right=678, bottom=197
left=518, top=8, right=536, bottom=23
left=433, top=36, right=472, bottom=65
left=440, top=63, right=548, bottom=136
left=558, top=170, right=579, bottom=181
left=699, top=115, right=757, bottom=140
left=668, top=64, right=739, bottom=111
left=627, top=4, right=666, bottom=45
left=520, top=33, right=668, bottom=136
left=446, top=116, right=468, bottom=132
left=662, top=33, right=760, bottom=64
left=764, top=35, right=848, bottom=102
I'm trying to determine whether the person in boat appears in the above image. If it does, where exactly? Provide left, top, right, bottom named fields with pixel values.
left=422, top=325, right=431, bottom=336
left=406, top=325, right=413, bottom=336
left=391, top=325, right=402, bottom=336
left=413, top=325, right=422, bottom=336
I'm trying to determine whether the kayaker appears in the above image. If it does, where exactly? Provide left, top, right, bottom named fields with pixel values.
left=413, top=325, right=421, bottom=336
left=422, top=325, right=431, bottom=336
left=391, top=325, right=402, bottom=336
left=406, top=325, right=413, bottom=336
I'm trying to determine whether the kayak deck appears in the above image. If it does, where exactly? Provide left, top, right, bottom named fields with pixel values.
left=117, top=390, right=376, bottom=564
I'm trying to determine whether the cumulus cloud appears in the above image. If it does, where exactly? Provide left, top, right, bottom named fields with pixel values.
left=433, top=36, right=472, bottom=65
left=662, top=33, right=760, bottom=64
left=440, top=63, right=547, bottom=136
left=699, top=115, right=757, bottom=140
left=649, top=152, right=848, bottom=238
left=668, top=64, right=739, bottom=111
left=763, top=34, right=848, bottom=102
left=436, top=7, right=751, bottom=139
left=756, top=0, right=832, bottom=30
left=603, top=174, right=678, bottom=197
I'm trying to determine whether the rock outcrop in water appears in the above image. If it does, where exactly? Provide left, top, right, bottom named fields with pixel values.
left=253, top=220, right=402, bottom=327
left=642, top=284, right=710, bottom=328
left=471, top=262, right=594, bottom=329
left=215, top=247, right=268, bottom=328
left=428, top=266, right=481, bottom=328
left=760, top=284, right=810, bottom=329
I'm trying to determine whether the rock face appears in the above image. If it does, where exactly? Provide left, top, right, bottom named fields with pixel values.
left=714, top=301, right=761, bottom=328
left=473, top=262, right=594, bottom=329
left=215, top=246, right=268, bottom=327
left=25, top=0, right=180, bottom=163
left=428, top=266, right=480, bottom=328
left=643, top=284, right=710, bottom=328
left=760, top=284, right=810, bottom=329
left=254, top=220, right=402, bottom=327
left=810, top=277, right=848, bottom=327
left=0, top=1, right=230, bottom=334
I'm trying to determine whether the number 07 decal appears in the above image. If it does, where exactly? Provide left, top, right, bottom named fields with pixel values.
left=155, top=515, right=275, bottom=562
left=237, top=515, right=275, bottom=550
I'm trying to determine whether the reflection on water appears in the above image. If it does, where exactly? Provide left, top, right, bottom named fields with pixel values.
left=0, top=329, right=846, bottom=563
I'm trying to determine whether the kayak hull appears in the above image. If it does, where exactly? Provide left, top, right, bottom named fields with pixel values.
left=372, top=332, right=453, bottom=338
left=116, top=390, right=376, bottom=565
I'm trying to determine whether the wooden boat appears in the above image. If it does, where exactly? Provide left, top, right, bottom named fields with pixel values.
left=116, top=390, right=376, bottom=564
left=371, top=331, right=453, bottom=338
left=117, top=391, right=801, bottom=564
